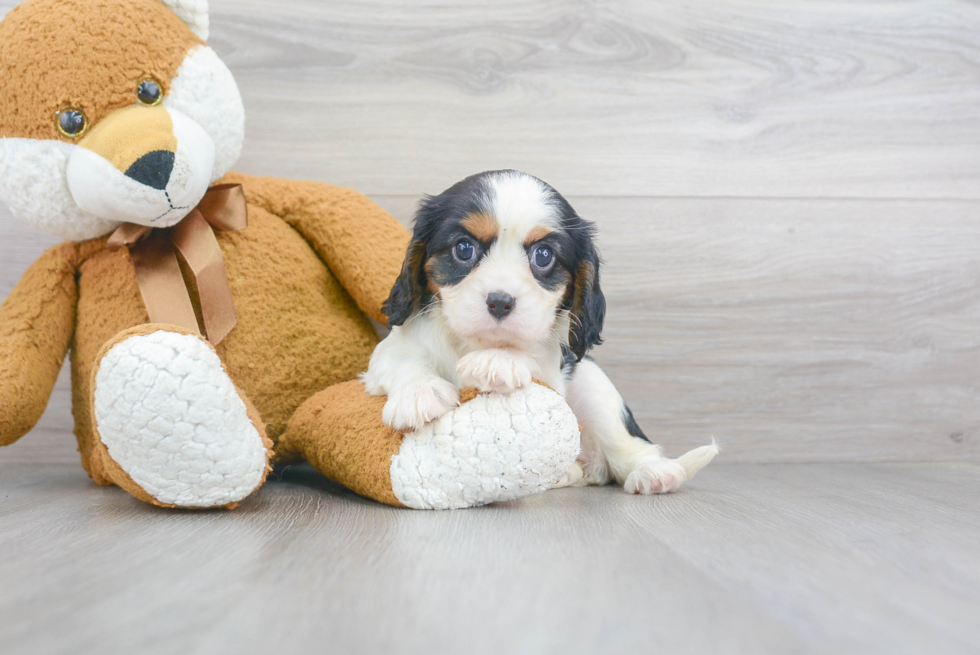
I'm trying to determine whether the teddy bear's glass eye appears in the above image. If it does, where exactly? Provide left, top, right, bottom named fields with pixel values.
left=56, top=108, right=88, bottom=138
left=136, top=79, right=163, bottom=106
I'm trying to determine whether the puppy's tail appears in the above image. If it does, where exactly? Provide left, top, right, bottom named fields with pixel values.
left=677, top=438, right=720, bottom=480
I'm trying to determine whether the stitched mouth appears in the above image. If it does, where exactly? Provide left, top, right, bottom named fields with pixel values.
left=151, top=191, right=189, bottom=223
left=152, top=205, right=190, bottom=223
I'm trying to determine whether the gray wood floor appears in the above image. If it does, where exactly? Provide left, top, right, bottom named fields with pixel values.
left=218, top=0, right=980, bottom=200
left=2, top=1, right=980, bottom=652
left=2, top=433, right=979, bottom=655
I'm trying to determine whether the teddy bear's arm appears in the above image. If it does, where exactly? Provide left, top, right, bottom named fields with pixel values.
left=0, top=243, right=78, bottom=446
left=221, top=172, right=410, bottom=324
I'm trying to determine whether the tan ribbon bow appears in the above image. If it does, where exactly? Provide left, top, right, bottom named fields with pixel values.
left=107, top=183, right=248, bottom=345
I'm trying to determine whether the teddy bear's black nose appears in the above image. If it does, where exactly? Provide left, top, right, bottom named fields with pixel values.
left=125, top=150, right=175, bottom=190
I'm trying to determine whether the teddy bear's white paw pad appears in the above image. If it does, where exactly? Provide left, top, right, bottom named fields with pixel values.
left=390, top=384, right=581, bottom=510
left=93, top=330, right=267, bottom=508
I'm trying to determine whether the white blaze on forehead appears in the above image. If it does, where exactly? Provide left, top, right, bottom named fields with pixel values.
left=465, top=172, right=556, bottom=306
left=436, top=172, right=568, bottom=349
left=485, top=171, right=560, bottom=246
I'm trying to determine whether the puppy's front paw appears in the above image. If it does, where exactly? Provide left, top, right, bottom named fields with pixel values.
left=382, top=377, right=460, bottom=432
left=624, top=458, right=688, bottom=495
left=456, top=349, right=533, bottom=394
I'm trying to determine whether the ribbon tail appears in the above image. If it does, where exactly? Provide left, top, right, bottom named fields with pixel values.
left=108, top=223, right=153, bottom=249
left=171, top=209, right=239, bottom=345
left=196, top=183, right=249, bottom=232
left=129, top=231, right=201, bottom=335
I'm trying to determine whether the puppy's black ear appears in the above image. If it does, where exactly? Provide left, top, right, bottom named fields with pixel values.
left=383, top=238, right=428, bottom=326
left=383, top=194, right=446, bottom=326
left=568, top=243, right=606, bottom=361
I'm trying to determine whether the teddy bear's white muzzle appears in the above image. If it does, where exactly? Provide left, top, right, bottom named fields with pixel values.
left=66, top=108, right=215, bottom=228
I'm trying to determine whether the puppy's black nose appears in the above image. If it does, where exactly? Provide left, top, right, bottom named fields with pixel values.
left=486, top=292, right=516, bottom=320
left=125, top=150, right=175, bottom=190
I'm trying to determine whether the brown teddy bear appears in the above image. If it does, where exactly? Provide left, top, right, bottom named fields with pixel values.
left=0, top=0, right=581, bottom=509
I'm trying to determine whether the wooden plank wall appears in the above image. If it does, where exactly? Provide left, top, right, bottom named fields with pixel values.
left=1, top=0, right=978, bottom=463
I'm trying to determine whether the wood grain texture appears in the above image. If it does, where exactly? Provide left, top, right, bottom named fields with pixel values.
left=212, top=0, right=979, bottom=198
left=2, top=433, right=979, bottom=655
left=8, top=0, right=974, bottom=198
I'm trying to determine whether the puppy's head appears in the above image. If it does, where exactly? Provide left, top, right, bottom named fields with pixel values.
left=385, top=170, right=605, bottom=360
left=0, top=0, right=244, bottom=240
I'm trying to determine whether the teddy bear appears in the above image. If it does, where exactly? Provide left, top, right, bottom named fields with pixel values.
left=0, top=0, right=582, bottom=510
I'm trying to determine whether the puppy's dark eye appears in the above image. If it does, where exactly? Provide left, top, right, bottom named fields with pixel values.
left=531, top=245, right=555, bottom=271
left=136, top=79, right=163, bottom=106
left=453, top=239, right=477, bottom=263
left=56, top=108, right=88, bottom=138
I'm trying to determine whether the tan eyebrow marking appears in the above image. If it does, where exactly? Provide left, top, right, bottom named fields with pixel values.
left=460, top=212, right=499, bottom=243
left=524, top=226, right=554, bottom=246
left=424, top=256, right=442, bottom=295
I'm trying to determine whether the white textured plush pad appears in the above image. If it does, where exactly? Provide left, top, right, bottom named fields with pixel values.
left=93, top=330, right=267, bottom=508
left=390, top=385, right=580, bottom=510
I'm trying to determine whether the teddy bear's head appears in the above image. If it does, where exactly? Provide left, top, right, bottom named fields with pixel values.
left=0, top=0, right=244, bottom=240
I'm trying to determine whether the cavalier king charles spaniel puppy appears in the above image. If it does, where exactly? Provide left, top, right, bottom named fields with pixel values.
left=363, top=170, right=717, bottom=494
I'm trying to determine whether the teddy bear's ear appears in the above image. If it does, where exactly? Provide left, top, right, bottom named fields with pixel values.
left=159, top=0, right=210, bottom=41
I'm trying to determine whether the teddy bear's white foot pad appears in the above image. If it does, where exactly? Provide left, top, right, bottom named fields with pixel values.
left=93, top=330, right=267, bottom=508
left=389, top=385, right=581, bottom=510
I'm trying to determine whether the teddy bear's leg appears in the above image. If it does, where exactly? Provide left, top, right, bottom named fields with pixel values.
left=279, top=380, right=581, bottom=510
left=277, top=380, right=405, bottom=506
left=90, top=325, right=272, bottom=509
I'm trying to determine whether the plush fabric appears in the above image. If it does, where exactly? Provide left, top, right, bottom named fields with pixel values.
left=0, top=0, right=240, bottom=241
left=0, top=243, right=79, bottom=445
left=0, top=0, right=201, bottom=141
left=280, top=381, right=582, bottom=510
left=59, top=176, right=406, bottom=484
left=281, top=380, right=407, bottom=507
left=90, top=323, right=272, bottom=509
left=165, top=46, right=245, bottom=182
left=388, top=384, right=581, bottom=510
left=0, top=138, right=122, bottom=240
left=159, top=0, right=209, bottom=41
left=222, top=172, right=411, bottom=325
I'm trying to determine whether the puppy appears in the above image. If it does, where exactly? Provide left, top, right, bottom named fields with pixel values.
left=362, top=170, right=717, bottom=494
